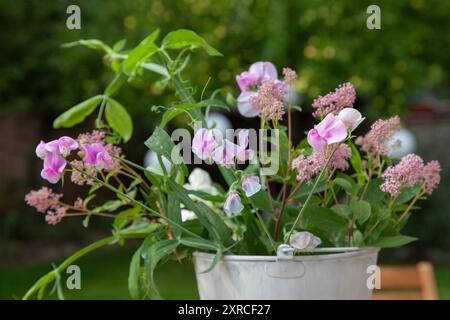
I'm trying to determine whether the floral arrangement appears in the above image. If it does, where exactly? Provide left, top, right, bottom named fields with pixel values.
left=24, top=29, right=441, bottom=299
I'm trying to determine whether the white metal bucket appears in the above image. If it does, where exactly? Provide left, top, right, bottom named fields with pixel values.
left=193, top=248, right=379, bottom=300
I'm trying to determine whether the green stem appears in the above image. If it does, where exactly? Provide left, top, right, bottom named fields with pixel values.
left=75, top=168, right=204, bottom=241
left=285, top=145, right=339, bottom=243
left=23, top=235, right=115, bottom=300
left=395, top=190, right=424, bottom=227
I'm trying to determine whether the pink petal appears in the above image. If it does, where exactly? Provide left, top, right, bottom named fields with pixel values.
left=237, top=92, right=260, bottom=118
left=249, top=61, right=278, bottom=80
left=323, top=118, right=348, bottom=144
left=307, top=128, right=327, bottom=151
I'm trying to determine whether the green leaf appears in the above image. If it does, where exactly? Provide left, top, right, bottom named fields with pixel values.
left=292, top=180, right=327, bottom=200
left=162, top=29, right=222, bottom=56
left=99, top=200, right=123, bottom=212
left=179, top=237, right=218, bottom=252
left=62, top=39, right=113, bottom=55
left=331, top=204, right=352, bottom=218
left=128, top=247, right=142, bottom=299
left=376, top=208, right=391, bottom=221
left=160, top=99, right=228, bottom=128
left=333, top=178, right=353, bottom=194
left=167, top=194, right=182, bottom=238
left=187, top=190, right=225, bottom=202
left=141, top=62, right=170, bottom=77
left=143, top=239, right=179, bottom=299
left=112, top=39, right=127, bottom=52
left=303, top=205, right=347, bottom=236
left=105, top=97, right=133, bottom=142
left=350, top=200, right=372, bottom=224
left=124, top=29, right=160, bottom=75
left=249, top=189, right=272, bottom=212
left=118, top=222, right=161, bottom=238
left=114, top=206, right=141, bottom=230
left=199, top=249, right=223, bottom=273
left=370, top=235, right=418, bottom=248
left=362, top=178, right=385, bottom=204
left=348, top=141, right=365, bottom=185
left=393, top=184, right=422, bottom=206
left=53, top=95, right=103, bottom=128
left=218, top=166, right=236, bottom=187
left=144, top=127, right=176, bottom=162
left=167, top=179, right=230, bottom=245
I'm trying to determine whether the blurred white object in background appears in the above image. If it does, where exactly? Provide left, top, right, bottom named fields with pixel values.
left=144, top=150, right=172, bottom=175
left=206, top=112, right=232, bottom=134
left=385, top=128, right=417, bottom=158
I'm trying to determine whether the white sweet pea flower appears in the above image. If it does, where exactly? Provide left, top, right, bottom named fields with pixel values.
left=188, top=168, right=213, bottom=189
left=241, top=176, right=261, bottom=197
left=289, top=231, right=321, bottom=250
left=181, top=209, right=197, bottom=222
left=223, top=192, right=244, bottom=216
left=337, top=108, right=365, bottom=131
left=180, top=168, right=220, bottom=222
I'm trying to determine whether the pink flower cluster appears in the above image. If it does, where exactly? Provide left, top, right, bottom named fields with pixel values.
left=422, top=161, right=441, bottom=195
left=192, top=128, right=254, bottom=167
left=25, top=187, right=66, bottom=225
left=291, top=144, right=351, bottom=183
left=35, top=131, right=119, bottom=185
left=36, top=136, right=78, bottom=183
left=236, top=61, right=293, bottom=120
left=356, top=116, right=401, bottom=156
left=251, top=79, right=285, bottom=121
left=380, top=154, right=441, bottom=197
left=70, top=130, right=121, bottom=185
left=312, top=82, right=356, bottom=119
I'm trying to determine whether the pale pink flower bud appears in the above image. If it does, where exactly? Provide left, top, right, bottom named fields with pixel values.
left=82, top=143, right=112, bottom=170
left=289, top=231, right=321, bottom=250
left=41, top=152, right=67, bottom=184
left=224, top=192, right=244, bottom=216
left=337, top=108, right=365, bottom=131
left=192, top=128, right=218, bottom=160
left=307, top=113, right=348, bottom=151
left=35, top=140, right=47, bottom=159
left=241, top=176, right=261, bottom=197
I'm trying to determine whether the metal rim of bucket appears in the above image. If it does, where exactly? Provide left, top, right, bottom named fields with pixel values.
left=193, top=247, right=380, bottom=263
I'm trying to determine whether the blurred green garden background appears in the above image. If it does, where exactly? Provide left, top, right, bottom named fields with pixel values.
left=0, top=0, right=449, bottom=299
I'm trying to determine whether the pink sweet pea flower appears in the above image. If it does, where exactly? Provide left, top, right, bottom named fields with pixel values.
left=236, top=72, right=261, bottom=92
left=45, top=136, right=79, bottom=157
left=241, top=176, right=261, bottom=197
left=337, top=108, right=365, bottom=131
left=36, top=140, right=47, bottom=159
left=307, top=113, right=348, bottom=151
left=236, top=61, right=278, bottom=92
left=192, top=128, right=218, bottom=160
left=236, top=129, right=255, bottom=161
left=236, top=61, right=281, bottom=118
left=212, top=139, right=239, bottom=166
left=82, top=143, right=112, bottom=170
left=224, top=192, right=244, bottom=216
left=237, top=91, right=260, bottom=118
left=247, top=61, right=278, bottom=83
left=41, top=152, right=67, bottom=184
